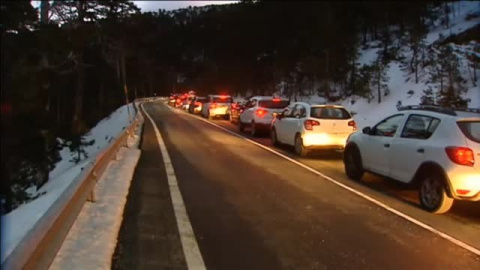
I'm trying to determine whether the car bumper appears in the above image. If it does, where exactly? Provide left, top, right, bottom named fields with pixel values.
left=446, top=169, right=480, bottom=201
left=210, top=107, right=229, bottom=116
left=301, top=133, right=349, bottom=149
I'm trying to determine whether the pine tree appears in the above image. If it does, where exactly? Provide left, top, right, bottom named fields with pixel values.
left=436, top=45, right=468, bottom=108
left=420, top=86, right=436, bottom=105
left=371, top=57, right=389, bottom=103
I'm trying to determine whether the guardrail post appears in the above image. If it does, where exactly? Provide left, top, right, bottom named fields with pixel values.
left=87, top=170, right=98, bottom=203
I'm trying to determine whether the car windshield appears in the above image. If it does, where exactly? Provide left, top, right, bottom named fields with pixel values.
left=311, top=107, right=351, bottom=119
left=258, top=100, right=290, bottom=109
left=457, top=121, right=480, bottom=143
left=212, top=97, right=233, bottom=103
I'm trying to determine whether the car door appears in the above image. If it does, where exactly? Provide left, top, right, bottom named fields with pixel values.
left=360, top=114, right=405, bottom=176
left=389, top=114, right=441, bottom=183
left=240, top=99, right=257, bottom=124
left=285, top=104, right=307, bottom=145
left=276, top=104, right=295, bottom=143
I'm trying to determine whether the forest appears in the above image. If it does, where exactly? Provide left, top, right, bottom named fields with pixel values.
left=1, top=0, right=478, bottom=212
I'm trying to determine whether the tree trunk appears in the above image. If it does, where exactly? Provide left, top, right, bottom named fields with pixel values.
left=40, top=1, right=50, bottom=24
left=377, top=70, right=381, bottom=104
left=72, top=54, right=85, bottom=135
left=415, top=58, right=419, bottom=84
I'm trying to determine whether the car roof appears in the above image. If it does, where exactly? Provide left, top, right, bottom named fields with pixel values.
left=250, top=96, right=288, bottom=100
left=209, top=94, right=232, bottom=97
left=310, top=104, right=346, bottom=109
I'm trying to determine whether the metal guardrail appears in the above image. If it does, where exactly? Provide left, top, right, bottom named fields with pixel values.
left=1, top=101, right=144, bottom=270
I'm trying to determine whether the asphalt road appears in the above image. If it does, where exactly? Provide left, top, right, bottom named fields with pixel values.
left=113, top=101, right=480, bottom=270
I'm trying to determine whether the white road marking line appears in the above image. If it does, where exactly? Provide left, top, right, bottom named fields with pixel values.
left=141, top=104, right=207, bottom=270
left=168, top=104, right=480, bottom=257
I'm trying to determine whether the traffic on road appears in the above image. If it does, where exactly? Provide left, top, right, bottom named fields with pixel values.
left=169, top=92, right=480, bottom=215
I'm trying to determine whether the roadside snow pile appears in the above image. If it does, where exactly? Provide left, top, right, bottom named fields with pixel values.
left=1, top=103, right=136, bottom=263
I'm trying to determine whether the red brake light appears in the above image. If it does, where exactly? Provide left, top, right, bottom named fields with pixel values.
left=445, top=147, right=474, bottom=166
left=255, top=109, right=267, bottom=117
left=304, top=120, right=320, bottom=130
left=220, top=95, right=228, bottom=99
left=210, top=103, right=217, bottom=109
left=195, top=102, right=201, bottom=106
left=273, top=98, right=281, bottom=102
left=176, top=99, right=181, bottom=103
left=348, top=120, right=357, bottom=131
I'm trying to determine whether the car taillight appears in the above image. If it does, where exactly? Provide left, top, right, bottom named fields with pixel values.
left=195, top=102, right=201, bottom=106
left=445, top=147, right=474, bottom=166
left=273, top=98, right=281, bottom=102
left=304, top=120, right=320, bottom=130
left=348, top=120, right=357, bottom=131
left=210, top=103, right=217, bottom=109
left=255, top=109, right=268, bottom=117
left=176, top=99, right=181, bottom=103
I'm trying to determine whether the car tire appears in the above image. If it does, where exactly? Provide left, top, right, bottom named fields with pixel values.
left=271, top=128, right=279, bottom=146
left=239, top=120, right=245, bottom=132
left=344, top=145, right=364, bottom=181
left=251, top=121, right=258, bottom=137
left=294, top=135, right=309, bottom=157
left=419, top=171, right=454, bottom=214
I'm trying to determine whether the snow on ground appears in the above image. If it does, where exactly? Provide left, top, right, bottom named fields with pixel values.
left=1, top=103, right=137, bottom=264
left=50, top=116, right=142, bottom=270
left=425, top=1, right=480, bottom=45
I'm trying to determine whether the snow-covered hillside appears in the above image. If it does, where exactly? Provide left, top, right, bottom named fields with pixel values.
left=320, top=1, right=479, bottom=129
left=1, top=103, right=136, bottom=263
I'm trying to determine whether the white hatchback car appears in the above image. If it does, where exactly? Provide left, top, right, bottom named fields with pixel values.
left=238, top=96, right=290, bottom=136
left=271, top=103, right=357, bottom=156
left=202, top=95, right=233, bottom=120
left=344, top=105, right=480, bottom=214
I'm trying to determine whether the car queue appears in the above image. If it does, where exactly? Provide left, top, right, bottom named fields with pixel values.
left=167, top=92, right=480, bottom=214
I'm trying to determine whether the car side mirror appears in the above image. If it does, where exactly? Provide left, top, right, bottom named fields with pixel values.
left=362, top=126, right=372, bottom=135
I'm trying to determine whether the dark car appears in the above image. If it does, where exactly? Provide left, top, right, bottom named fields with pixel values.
left=229, top=100, right=247, bottom=124
left=188, top=96, right=208, bottom=115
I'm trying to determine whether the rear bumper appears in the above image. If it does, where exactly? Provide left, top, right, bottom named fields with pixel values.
left=447, top=169, right=480, bottom=201
left=302, top=133, right=348, bottom=149
left=210, top=107, right=229, bottom=116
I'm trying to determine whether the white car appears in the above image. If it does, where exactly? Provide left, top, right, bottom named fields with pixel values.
left=202, top=95, right=233, bottom=119
left=343, top=105, right=480, bottom=214
left=271, top=103, right=357, bottom=156
left=239, top=96, right=290, bottom=136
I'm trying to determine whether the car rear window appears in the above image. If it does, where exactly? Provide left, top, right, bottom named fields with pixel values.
left=258, top=100, right=290, bottom=109
left=311, top=107, right=352, bottom=119
left=212, top=97, right=233, bottom=103
left=458, top=121, right=480, bottom=143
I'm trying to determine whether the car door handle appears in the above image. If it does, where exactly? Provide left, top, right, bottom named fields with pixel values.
left=384, top=144, right=390, bottom=148
left=417, top=148, right=425, bottom=153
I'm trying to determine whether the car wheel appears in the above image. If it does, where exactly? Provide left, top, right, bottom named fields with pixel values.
left=251, top=121, right=258, bottom=137
left=239, top=120, right=245, bottom=132
left=419, top=172, right=454, bottom=214
left=271, top=128, right=279, bottom=146
left=294, top=135, right=309, bottom=157
left=344, top=146, right=364, bottom=181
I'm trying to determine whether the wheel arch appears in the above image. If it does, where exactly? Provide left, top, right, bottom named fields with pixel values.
left=412, top=162, right=453, bottom=197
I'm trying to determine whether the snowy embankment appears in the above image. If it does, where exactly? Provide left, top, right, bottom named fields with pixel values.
left=1, top=103, right=137, bottom=263
left=300, top=1, right=479, bottom=129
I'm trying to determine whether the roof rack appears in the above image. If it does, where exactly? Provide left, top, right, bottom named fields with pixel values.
left=397, top=105, right=480, bottom=116
left=397, top=105, right=457, bottom=116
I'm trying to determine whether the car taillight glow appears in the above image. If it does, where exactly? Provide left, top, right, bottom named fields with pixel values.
left=445, top=147, right=474, bottom=166
left=195, top=102, right=201, bottom=106
left=304, top=120, right=320, bottom=130
left=255, top=109, right=268, bottom=117
left=210, top=103, right=217, bottom=109
left=348, top=120, right=357, bottom=131
left=456, top=189, right=471, bottom=195
left=273, top=98, right=281, bottom=102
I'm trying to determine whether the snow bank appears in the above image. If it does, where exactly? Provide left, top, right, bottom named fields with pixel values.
left=1, top=103, right=136, bottom=263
